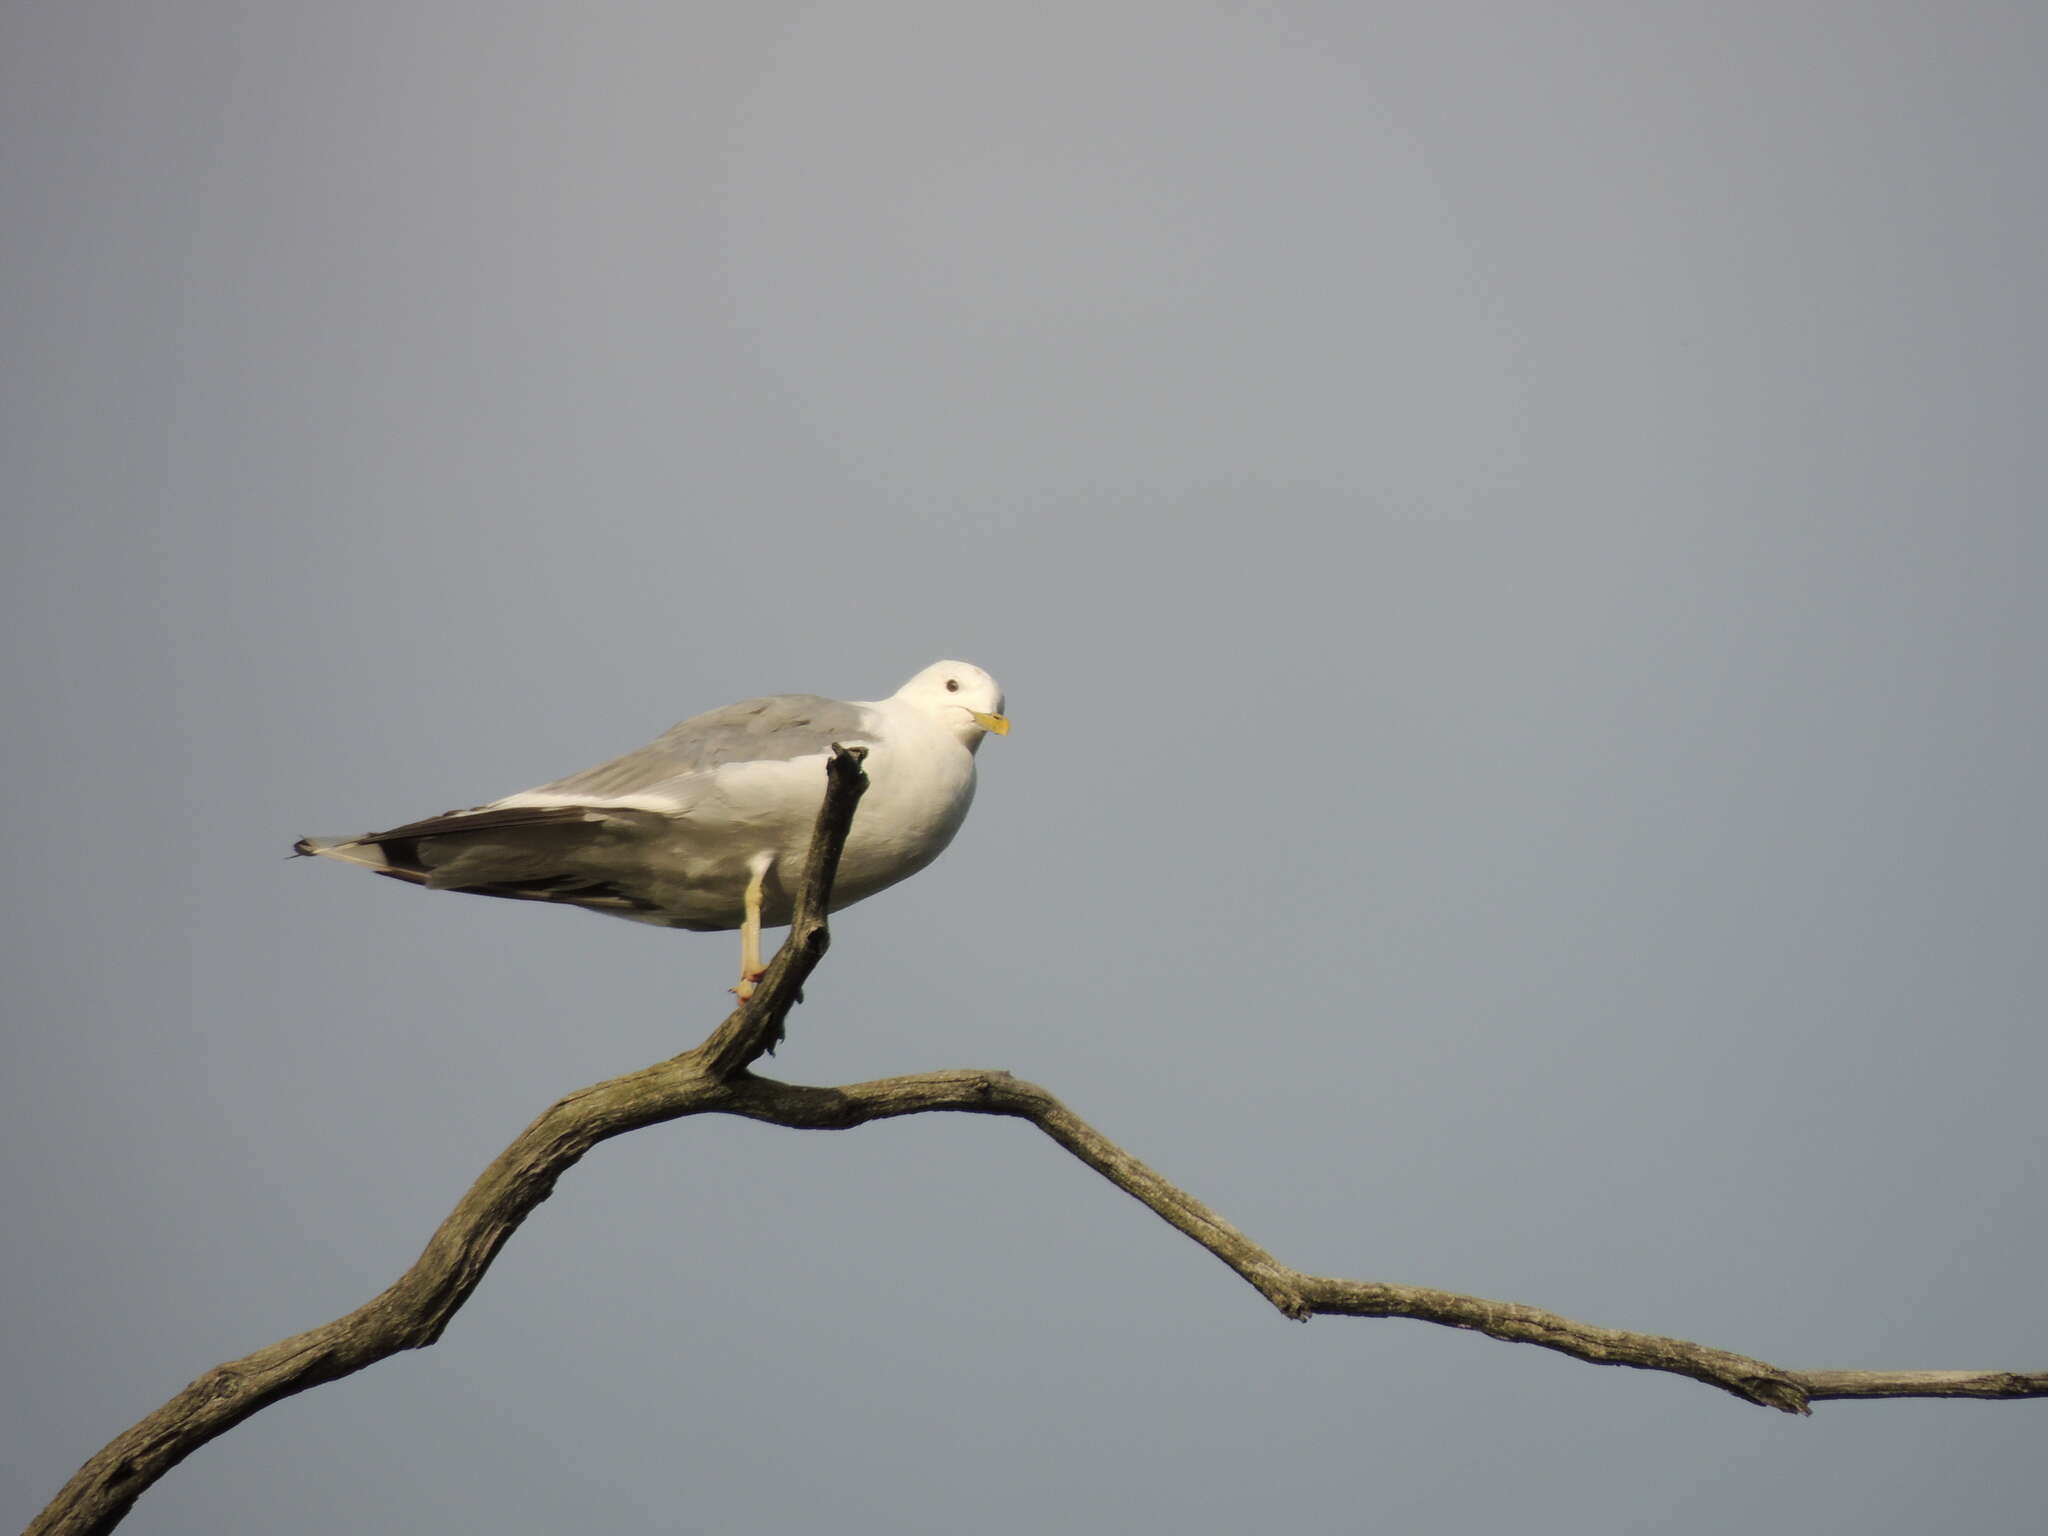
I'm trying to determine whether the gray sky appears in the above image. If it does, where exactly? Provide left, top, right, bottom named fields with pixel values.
left=5, top=3, right=2044, bottom=1531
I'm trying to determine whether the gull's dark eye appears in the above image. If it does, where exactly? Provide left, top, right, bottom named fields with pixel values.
left=945, top=678, right=960, bottom=692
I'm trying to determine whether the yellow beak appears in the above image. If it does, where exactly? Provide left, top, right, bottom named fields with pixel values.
left=972, top=711, right=1011, bottom=736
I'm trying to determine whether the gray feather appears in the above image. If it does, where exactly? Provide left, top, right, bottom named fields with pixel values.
left=531, top=694, right=877, bottom=800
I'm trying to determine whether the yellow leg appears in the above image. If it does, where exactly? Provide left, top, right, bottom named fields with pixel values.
left=734, top=857, right=771, bottom=1002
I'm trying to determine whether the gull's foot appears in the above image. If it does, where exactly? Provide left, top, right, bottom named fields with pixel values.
left=731, top=968, right=767, bottom=1003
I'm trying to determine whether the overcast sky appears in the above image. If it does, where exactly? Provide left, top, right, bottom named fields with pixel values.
left=5, top=4, right=2044, bottom=1532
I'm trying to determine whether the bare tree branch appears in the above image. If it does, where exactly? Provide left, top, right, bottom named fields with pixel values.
left=28, top=744, right=2046, bottom=1534
left=28, top=743, right=872, bottom=1536
left=710, top=1070, right=2048, bottom=1414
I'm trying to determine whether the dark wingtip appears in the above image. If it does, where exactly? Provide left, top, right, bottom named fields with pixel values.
left=289, top=837, right=317, bottom=859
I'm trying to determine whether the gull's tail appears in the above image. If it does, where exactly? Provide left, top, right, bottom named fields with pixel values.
left=290, top=813, right=671, bottom=921
left=290, top=835, right=432, bottom=886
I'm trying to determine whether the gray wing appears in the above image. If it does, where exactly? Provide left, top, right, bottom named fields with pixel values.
left=297, top=694, right=879, bottom=927
left=524, top=693, right=877, bottom=802
left=331, top=693, right=873, bottom=850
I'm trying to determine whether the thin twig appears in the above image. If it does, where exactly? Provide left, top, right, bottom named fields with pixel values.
left=696, top=742, right=869, bottom=1076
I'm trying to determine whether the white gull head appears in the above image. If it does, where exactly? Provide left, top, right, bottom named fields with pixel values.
left=885, top=660, right=1009, bottom=750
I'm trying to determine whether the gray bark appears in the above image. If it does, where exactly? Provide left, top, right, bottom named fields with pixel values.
left=26, top=745, right=2047, bottom=1536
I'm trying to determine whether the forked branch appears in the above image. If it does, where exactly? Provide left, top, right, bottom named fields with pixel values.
left=28, top=745, right=2045, bottom=1535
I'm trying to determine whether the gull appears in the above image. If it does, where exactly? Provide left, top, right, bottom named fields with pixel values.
left=296, top=661, right=1008, bottom=999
